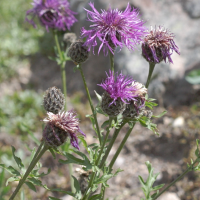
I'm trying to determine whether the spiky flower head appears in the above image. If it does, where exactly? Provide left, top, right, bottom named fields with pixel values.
left=43, top=86, right=65, bottom=114
left=123, top=82, right=147, bottom=119
left=43, top=111, right=85, bottom=149
left=142, top=26, right=180, bottom=63
left=99, top=70, right=139, bottom=105
left=26, top=0, right=77, bottom=31
left=81, top=3, right=146, bottom=55
left=67, top=40, right=89, bottom=64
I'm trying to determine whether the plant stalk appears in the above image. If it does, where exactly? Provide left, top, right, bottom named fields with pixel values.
left=78, top=64, right=102, bottom=145
left=82, top=118, right=113, bottom=200
left=152, top=158, right=199, bottom=200
left=109, top=123, right=135, bottom=170
left=145, top=62, right=156, bottom=89
left=109, top=51, right=114, bottom=72
left=99, top=121, right=126, bottom=169
left=9, top=144, right=49, bottom=200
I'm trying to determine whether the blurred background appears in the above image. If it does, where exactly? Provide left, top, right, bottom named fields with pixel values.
left=0, top=0, right=200, bottom=199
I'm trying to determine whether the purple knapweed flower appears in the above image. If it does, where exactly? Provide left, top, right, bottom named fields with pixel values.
left=43, top=110, right=85, bottom=150
left=142, top=26, right=180, bottom=63
left=99, top=70, right=140, bottom=105
left=26, top=0, right=77, bottom=31
left=81, top=3, right=146, bottom=55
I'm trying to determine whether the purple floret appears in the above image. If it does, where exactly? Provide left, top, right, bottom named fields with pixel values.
left=99, top=70, right=139, bottom=105
left=81, top=2, right=146, bottom=55
left=26, top=0, right=77, bottom=31
left=142, top=26, right=180, bottom=63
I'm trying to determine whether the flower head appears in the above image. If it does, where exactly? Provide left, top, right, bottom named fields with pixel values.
left=142, top=26, right=180, bottom=63
left=81, top=3, right=146, bottom=55
left=43, top=110, right=85, bottom=149
left=99, top=70, right=140, bottom=105
left=26, top=0, right=77, bottom=31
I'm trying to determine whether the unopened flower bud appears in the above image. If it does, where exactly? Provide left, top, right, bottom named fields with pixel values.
left=67, top=40, right=89, bottom=64
left=63, top=33, right=77, bottom=46
left=101, top=92, right=125, bottom=116
left=43, top=86, right=65, bottom=114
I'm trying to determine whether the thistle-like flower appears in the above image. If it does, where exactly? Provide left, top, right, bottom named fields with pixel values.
left=142, top=26, right=180, bottom=63
left=26, top=0, right=77, bottom=31
left=43, top=111, right=85, bottom=149
left=99, top=70, right=140, bottom=116
left=123, top=82, right=147, bottom=119
left=81, top=3, right=146, bottom=55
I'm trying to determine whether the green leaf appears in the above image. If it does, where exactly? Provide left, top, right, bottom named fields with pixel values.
left=89, top=194, right=102, bottom=200
left=50, top=188, right=75, bottom=197
left=11, top=146, right=24, bottom=169
left=94, top=174, right=113, bottom=184
left=72, top=176, right=82, bottom=199
left=20, top=190, right=25, bottom=200
left=6, top=177, right=20, bottom=186
left=101, top=120, right=110, bottom=128
left=139, top=161, right=164, bottom=199
left=94, top=90, right=102, bottom=103
left=25, top=181, right=37, bottom=192
left=152, top=184, right=165, bottom=191
left=0, top=168, right=5, bottom=187
left=49, top=148, right=56, bottom=159
left=35, top=168, right=51, bottom=177
left=49, top=197, right=62, bottom=200
left=60, top=151, right=92, bottom=170
left=27, top=177, right=43, bottom=187
left=0, top=164, right=21, bottom=176
left=152, top=111, right=167, bottom=118
left=185, top=69, right=200, bottom=84
left=78, top=136, right=88, bottom=149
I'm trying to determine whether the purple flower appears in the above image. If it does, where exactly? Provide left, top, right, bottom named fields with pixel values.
left=142, top=26, right=180, bottom=63
left=81, top=3, right=146, bottom=55
left=43, top=110, right=85, bottom=149
left=99, top=70, right=140, bottom=105
left=26, top=0, right=77, bottom=31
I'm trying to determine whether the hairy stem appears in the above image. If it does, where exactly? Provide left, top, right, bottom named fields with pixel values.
left=54, top=31, right=67, bottom=110
left=78, top=64, right=102, bottom=145
left=145, top=62, right=156, bottom=89
left=9, top=144, right=49, bottom=200
left=109, top=123, right=135, bottom=170
left=109, top=51, right=114, bottom=72
left=99, top=121, right=126, bottom=169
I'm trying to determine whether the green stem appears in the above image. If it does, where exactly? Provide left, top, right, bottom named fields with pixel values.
left=61, top=61, right=67, bottom=110
left=152, top=158, right=199, bottom=200
left=78, top=65, right=102, bottom=145
left=109, top=123, right=135, bottom=170
left=109, top=51, right=114, bottom=72
left=82, top=118, right=113, bottom=200
left=99, top=121, right=126, bottom=169
left=54, top=31, right=67, bottom=110
left=145, top=62, right=156, bottom=89
left=9, top=144, right=49, bottom=200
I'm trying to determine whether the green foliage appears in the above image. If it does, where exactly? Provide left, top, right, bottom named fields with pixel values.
left=139, top=161, right=164, bottom=200
left=185, top=69, right=200, bottom=85
left=0, top=0, right=45, bottom=82
left=0, top=90, right=44, bottom=134
left=139, top=97, right=166, bottom=135
left=0, top=169, right=11, bottom=200
left=0, top=145, right=50, bottom=192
